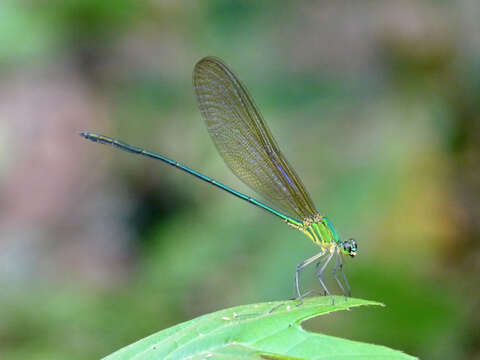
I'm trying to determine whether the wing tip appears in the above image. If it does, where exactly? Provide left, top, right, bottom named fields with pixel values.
left=193, top=56, right=231, bottom=91
left=195, top=56, right=225, bottom=68
left=194, top=56, right=231, bottom=78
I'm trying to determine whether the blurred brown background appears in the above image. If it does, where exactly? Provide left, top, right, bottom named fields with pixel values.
left=1, top=1, right=479, bottom=359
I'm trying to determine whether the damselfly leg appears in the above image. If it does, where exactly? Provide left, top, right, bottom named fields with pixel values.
left=294, top=250, right=326, bottom=305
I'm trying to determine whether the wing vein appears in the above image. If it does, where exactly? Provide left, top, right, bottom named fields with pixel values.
left=193, top=57, right=317, bottom=220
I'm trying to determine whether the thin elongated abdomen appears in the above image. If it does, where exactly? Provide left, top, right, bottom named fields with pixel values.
left=79, top=131, right=302, bottom=228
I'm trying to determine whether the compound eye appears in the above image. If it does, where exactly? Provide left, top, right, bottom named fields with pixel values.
left=347, top=238, right=357, bottom=257
left=350, top=239, right=357, bottom=251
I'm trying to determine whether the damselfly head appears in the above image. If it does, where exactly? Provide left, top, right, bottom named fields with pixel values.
left=341, top=238, right=357, bottom=258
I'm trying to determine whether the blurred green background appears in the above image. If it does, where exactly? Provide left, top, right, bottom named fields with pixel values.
left=1, top=1, right=479, bottom=359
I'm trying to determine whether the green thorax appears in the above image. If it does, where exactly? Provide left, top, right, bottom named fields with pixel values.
left=297, top=214, right=341, bottom=247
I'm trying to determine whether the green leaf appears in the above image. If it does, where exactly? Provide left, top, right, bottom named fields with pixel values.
left=104, top=297, right=416, bottom=360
